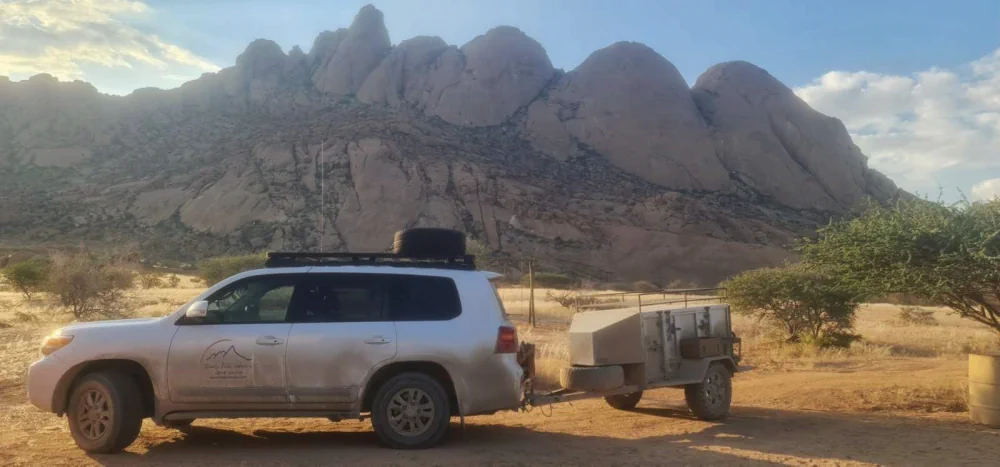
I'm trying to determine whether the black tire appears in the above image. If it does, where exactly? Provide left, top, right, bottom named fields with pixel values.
left=605, top=391, right=643, bottom=410
left=392, top=228, right=466, bottom=257
left=559, top=365, right=624, bottom=391
left=370, top=372, right=451, bottom=449
left=684, top=362, right=732, bottom=421
left=67, top=372, right=144, bottom=453
left=161, top=419, right=194, bottom=431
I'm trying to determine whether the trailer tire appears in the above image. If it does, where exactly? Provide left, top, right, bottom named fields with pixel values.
left=560, top=365, right=624, bottom=392
left=684, top=362, right=732, bottom=421
left=605, top=391, right=643, bottom=410
left=392, top=228, right=466, bottom=257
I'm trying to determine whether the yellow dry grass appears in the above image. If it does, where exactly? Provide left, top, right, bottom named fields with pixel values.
left=0, top=281, right=994, bottom=416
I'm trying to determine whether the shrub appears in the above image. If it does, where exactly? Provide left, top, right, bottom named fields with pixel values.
left=667, top=279, right=698, bottom=290
left=547, top=290, right=598, bottom=310
left=198, top=253, right=266, bottom=286
left=521, top=272, right=579, bottom=290
left=1, top=258, right=50, bottom=300
left=47, top=252, right=137, bottom=320
left=723, top=263, right=860, bottom=346
left=631, top=281, right=659, bottom=293
left=801, top=198, right=1000, bottom=335
left=166, top=274, right=182, bottom=288
left=139, top=273, right=164, bottom=289
left=898, top=306, right=938, bottom=326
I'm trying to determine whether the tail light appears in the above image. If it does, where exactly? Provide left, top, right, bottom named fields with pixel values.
left=495, top=326, right=518, bottom=354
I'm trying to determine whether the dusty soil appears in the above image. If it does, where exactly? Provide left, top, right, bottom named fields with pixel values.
left=1, top=359, right=997, bottom=466
left=2, top=289, right=997, bottom=465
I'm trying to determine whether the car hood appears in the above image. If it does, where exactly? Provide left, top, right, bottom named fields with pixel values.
left=60, top=317, right=162, bottom=333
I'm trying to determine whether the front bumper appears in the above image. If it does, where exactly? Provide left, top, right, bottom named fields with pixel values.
left=27, top=355, right=70, bottom=413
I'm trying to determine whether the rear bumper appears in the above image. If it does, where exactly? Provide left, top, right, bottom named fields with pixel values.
left=460, top=354, right=523, bottom=416
left=27, top=355, right=70, bottom=413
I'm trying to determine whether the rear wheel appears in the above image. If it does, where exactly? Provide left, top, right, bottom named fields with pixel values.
left=605, top=391, right=643, bottom=410
left=67, top=372, right=144, bottom=453
left=371, top=372, right=451, bottom=449
left=684, top=362, right=732, bottom=421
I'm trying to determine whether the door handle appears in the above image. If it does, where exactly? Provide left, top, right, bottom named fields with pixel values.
left=256, top=336, right=284, bottom=346
left=364, top=336, right=391, bottom=345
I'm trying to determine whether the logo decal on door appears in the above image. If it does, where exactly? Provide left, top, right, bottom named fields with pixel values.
left=201, top=339, right=252, bottom=381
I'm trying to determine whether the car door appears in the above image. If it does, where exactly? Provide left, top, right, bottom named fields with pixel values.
left=284, top=273, right=397, bottom=405
left=167, top=274, right=297, bottom=404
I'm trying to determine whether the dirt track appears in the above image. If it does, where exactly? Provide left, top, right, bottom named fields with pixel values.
left=2, top=365, right=997, bottom=466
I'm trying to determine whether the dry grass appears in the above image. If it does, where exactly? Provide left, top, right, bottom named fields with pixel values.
left=0, top=281, right=994, bottom=415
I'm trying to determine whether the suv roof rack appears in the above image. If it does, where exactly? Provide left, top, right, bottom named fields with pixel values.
left=265, top=252, right=477, bottom=270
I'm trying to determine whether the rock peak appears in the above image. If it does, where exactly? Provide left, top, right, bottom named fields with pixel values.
left=310, top=4, right=391, bottom=94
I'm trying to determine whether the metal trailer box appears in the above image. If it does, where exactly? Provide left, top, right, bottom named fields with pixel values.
left=680, top=337, right=723, bottom=359
left=568, top=308, right=644, bottom=366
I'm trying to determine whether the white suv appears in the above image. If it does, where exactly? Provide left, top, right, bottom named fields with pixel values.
left=27, top=250, right=523, bottom=453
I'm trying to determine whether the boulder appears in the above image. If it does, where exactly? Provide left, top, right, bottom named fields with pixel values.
left=526, top=42, right=729, bottom=191
left=692, top=61, right=897, bottom=210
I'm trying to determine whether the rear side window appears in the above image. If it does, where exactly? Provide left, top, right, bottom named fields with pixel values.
left=288, top=275, right=386, bottom=323
left=389, top=275, right=461, bottom=321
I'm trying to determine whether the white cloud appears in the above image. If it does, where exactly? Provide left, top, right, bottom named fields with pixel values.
left=795, top=49, right=1000, bottom=198
left=0, top=0, right=218, bottom=92
left=972, top=178, right=1000, bottom=201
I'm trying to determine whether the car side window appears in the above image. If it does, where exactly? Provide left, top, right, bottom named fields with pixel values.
left=389, top=275, right=462, bottom=321
left=287, top=275, right=386, bottom=323
left=203, top=275, right=296, bottom=324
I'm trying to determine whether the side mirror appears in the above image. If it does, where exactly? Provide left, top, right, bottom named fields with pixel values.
left=184, top=301, right=209, bottom=320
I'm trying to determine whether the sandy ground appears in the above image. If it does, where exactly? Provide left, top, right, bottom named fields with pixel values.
left=1, top=355, right=996, bottom=466
left=1, top=287, right=998, bottom=465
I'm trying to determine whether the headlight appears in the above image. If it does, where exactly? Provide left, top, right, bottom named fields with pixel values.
left=41, top=333, right=74, bottom=356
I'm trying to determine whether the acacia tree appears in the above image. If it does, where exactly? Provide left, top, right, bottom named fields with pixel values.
left=723, top=263, right=859, bottom=345
left=801, top=198, right=1000, bottom=334
left=1, top=258, right=50, bottom=300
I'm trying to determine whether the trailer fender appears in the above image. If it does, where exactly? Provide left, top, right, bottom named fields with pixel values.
left=673, top=357, right=738, bottom=384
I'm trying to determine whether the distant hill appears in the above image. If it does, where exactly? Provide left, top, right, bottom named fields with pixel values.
left=0, top=4, right=902, bottom=285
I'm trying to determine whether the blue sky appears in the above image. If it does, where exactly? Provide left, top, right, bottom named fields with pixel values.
left=1, top=0, right=999, bottom=200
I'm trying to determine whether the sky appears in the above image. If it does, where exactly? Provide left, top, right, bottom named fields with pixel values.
left=1, top=0, right=999, bottom=201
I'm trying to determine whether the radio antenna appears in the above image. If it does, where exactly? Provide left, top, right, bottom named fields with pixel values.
left=320, top=139, right=325, bottom=253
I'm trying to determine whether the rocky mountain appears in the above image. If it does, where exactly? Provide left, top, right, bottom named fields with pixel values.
left=0, top=5, right=902, bottom=285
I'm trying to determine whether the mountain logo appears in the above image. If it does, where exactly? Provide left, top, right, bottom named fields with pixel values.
left=201, top=339, right=253, bottom=381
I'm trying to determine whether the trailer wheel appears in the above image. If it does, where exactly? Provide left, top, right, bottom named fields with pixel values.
left=684, top=362, right=732, bottom=421
left=605, top=391, right=643, bottom=410
left=560, top=365, right=624, bottom=391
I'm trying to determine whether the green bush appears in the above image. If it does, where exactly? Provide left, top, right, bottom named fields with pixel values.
left=1, top=258, right=50, bottom=300
left=521, top=272, right=579, bottom=290
left=198, top=253, right=267, bottom=286
left=722, top=263, right=860, bottom=347
left=166, top=274, right=182, bottom=288
left=801, top=198, right=1000, bottom=335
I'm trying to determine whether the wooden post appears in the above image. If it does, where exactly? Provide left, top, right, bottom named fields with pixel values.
left=528, top=260, right=536, bottom=327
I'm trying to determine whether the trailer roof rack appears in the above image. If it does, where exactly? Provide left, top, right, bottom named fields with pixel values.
left=265, top=252, right=477, bottom=270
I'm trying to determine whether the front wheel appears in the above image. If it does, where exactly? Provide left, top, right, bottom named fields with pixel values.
left=67, top=372, right=144, bottom=453
left=370, top=372, right=451, bottom=449
left=684, top=362, right=732, bottom=421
